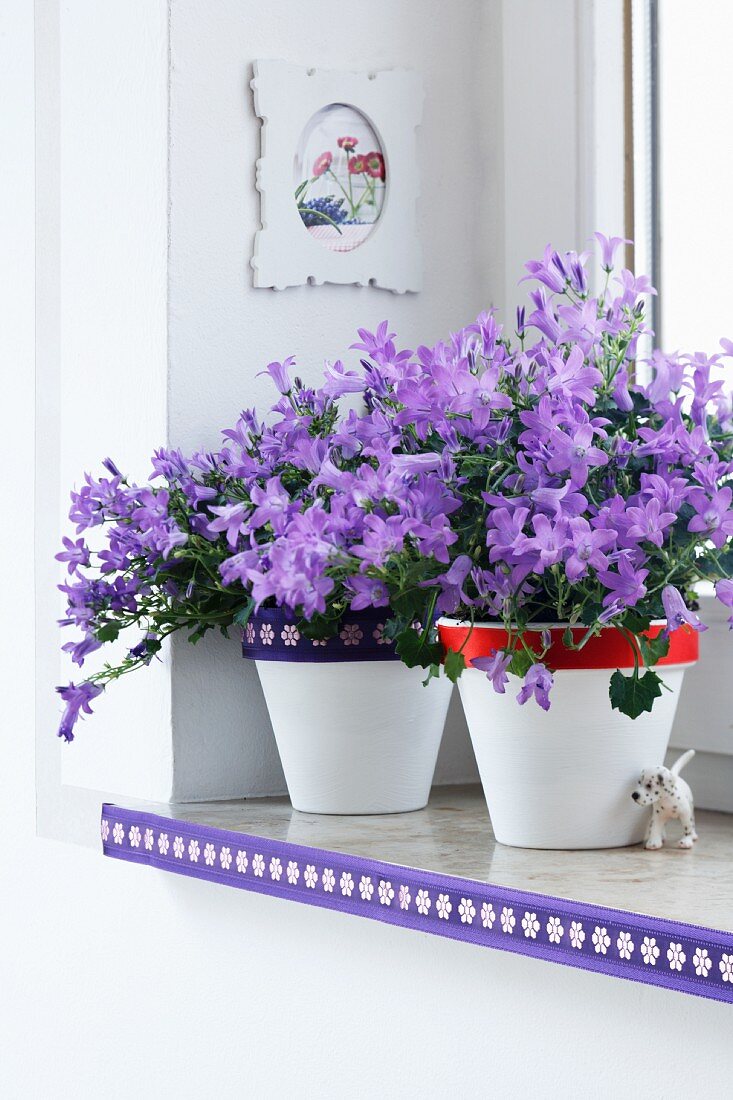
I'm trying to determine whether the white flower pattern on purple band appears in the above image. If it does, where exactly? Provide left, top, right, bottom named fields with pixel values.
left=281, top=625, right=299, bottom=646
left=416, top=889, right=431, bottom=915
left=188, top=838, right=200, bottom=863
left=547, top=916, right=563, bottom=944
left=693, top=948, right=711, bottom=977
left=340, top=624, right=363, bottom=646
left=436, top=893, right=452, bottom=920
left=359, top=875, right=373, bottom=901
left=641, top=937, right=659, bottom=965
left=667, top=942, right=686, bottom=971
left=592, top=926, right=610, bottom=955
left=259, top=624, right=274, bottom=645
left=101, top=819, right=110, bottom=842
left=113, top=822, right=124, bottom=845
left=617, top=931, right=634, bottom=959
left=128, top=825, right=141, bottom=848
left=719, top=954, right=733, bottom=982
left=158, top=833, right=169, bottom=855
left=252, top=853, right=265, bottom=877
left=399, top=885, right=411, bottom=910
left=459, top=898, right=476, bottom=925
left=236, top=850, right=248, bottom=874
left=522, top=911, right=539, bottom=939
left=340, top=872, right=353, bottom=896
left=144, top=828, right=154, bottom=851
left=269, top=857, right=282, bottom=881
left=203, top=842, right=215, bottom=866
left=220, top=847, right=232, bottom=870
left=173, top=836, right=184, bottom=859
left=304, top=864, right=317, bottom=889
left=481, top=902, right=495, bottom=929
left=378, top=880, right=394, bottom=906
left=569, top=921, right=585, bottom=949
left=501, top=907, right=515, bottom=934
left=287, top=861, right=300, bottom=885
left=322, top=868, right=335, bottom=893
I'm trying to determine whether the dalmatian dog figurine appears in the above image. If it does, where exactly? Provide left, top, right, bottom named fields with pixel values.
left=631, top=749, right=698, bottom=850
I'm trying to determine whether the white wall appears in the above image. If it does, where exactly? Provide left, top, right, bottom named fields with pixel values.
left=6, top=2, right=733, bottom=1097
left=166, top=0, right=503, bottom=800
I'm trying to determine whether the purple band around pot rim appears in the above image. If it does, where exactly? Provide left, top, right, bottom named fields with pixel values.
left=241, top=605, right=404, bottom=662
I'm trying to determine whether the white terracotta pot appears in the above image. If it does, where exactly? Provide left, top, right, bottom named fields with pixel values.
left=244, top=609, right=452, bottom=814
left=256, top=660, right=452, bottom=814
left=439, top=619, right=699, bottom=849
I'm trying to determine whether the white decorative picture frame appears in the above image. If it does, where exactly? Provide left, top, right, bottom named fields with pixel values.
left=251, top=60, right=423, bottom=293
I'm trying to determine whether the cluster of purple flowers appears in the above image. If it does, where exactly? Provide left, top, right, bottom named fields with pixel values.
left=55, top=234, right=733, bottom=739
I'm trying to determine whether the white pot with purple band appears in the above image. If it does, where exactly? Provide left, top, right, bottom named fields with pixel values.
left=243, top=608, right=453, bottom=815
left=438, top=619, right=699, bottom=850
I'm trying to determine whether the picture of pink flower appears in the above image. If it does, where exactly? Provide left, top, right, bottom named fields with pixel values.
left=294, top=104, right=387, bottom=254
left=312, top=151, right=332, bottom=176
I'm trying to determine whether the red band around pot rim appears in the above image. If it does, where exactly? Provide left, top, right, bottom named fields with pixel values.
left=437, top=619, right=699, bottom=671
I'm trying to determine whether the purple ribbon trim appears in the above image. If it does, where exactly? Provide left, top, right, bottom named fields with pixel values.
left=241, top=606, right=401, bottom=663
left=102, top=803, right=733, bottom=1004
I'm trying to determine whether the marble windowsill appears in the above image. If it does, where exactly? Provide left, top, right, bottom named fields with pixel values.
left=102, top=785, right=733, bottom=1003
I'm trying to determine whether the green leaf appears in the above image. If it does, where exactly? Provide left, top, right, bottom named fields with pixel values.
left=609, top=669, right=663, bottom=719
left=232, top=599, right=255, bottom=627
left=95, top=623, right=120, bottom=644
left=443, top=648, right=466, bottom=683
left=621, top=609, right=651, bottom=635
left=395, top=627, right=442, bottom=669
left=508, top=647, right=534, bottom=678
left=422, top=663, right=442, bottom=687
left=637, top=631, right=670, bottom=668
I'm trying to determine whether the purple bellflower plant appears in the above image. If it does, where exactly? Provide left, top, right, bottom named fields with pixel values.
left=56, top=234, right=733, bottom=739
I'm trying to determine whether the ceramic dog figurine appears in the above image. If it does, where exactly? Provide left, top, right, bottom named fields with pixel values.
left=631, top=749, right=698, bottom=850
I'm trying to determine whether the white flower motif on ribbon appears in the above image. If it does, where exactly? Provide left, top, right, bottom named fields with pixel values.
left=269, top=857, right=282, bottom=881
left=259, top=624, right=274, bottom=645
left=220, top=847, right=232, bottom=871
left=144, top=828, right=154, bottom=851
left=287, top=861, right=300, bottom=885
left=617, top=931, right=634, bottom=960
left=501, top=907, right=515, bottom=934
left=236, top=849, right=248, bottom=874
left=252, top=853, right=265, bottom=877
left=481, top=902, right=495, bottom=930
left=693, top=948, right=711, bottom=977
left=245, top=622, right=255, bottom=645
left=311, top=638, right=327, bottom=647
left=641, top=937, right=659, bottom=966
left=522, top=912, right=540, bottom=939
left=340, top=872, right=353, bottom=897
left=569, top=921, right=585, bottom=949
left=378, top=880, right=394, bottom=906
left=322, top=868, right=335, bottom=893
left=459, top=898, right=476, bottom=925
left=592, top=926, right=610, bottom=954
left=281, top=625, right=300, bottom=647
left=667, top=942, right=686, bottom=972
left=128, top=825, right=141, bottom=848
left=188, top=838, right=200, bottom=863
left=340, top=624, right=363, bottom=646
left=436, top=894, right=452, bottom=920
left=373, top=624, right=393, bottom=646
left=304, top=864, right=317, bottom=889
left=399, top=885, right=411, bottom=911
left=203, top=842, right=216, bottom=866
left=101, top=819, right=110, bottom=842
left=416, top=889, right=431, bottom=916
left=546, top=916, right=564, bottom=944
left=719, top=954, right=733, bottom=983
left=359, top=875, right=374, bottom=901
left=112, top=822, right=124, bottom=845
left=158, top=833, right=170, bottom=856
left=173, top=836, right=184, bottom=860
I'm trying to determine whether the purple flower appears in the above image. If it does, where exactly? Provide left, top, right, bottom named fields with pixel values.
left=546, top=346, right=603, bottom=405
left=258, top=356, right=296, bottom=394
left=565, top=518, right=615, bottom=581
left=207, top=502, right=250, bottom=549
left=433, top=555, right=473, bottom=615
left=546, top=423, right=608, bottom=488
left=624, top=498, right=676, bottom=549
left=594, top=232, right=630, bottom=271
left=249, top=476, right=291, bottom=534
left=716, top=579, right=733, bottom=627
left=517, top=662, right=553, bottom=711
left=61, top=633, right=102, bottom=668
left=597, top=556, right=648, bottom=608
left=55, top=536, right=91, bottom=575
left=661, top=585, right=706, bottom=636
left=472, top=649, right=511, bottom=694
left=348, top=575, right=390, bottom=610
left=56, top=681, right=104, bottom=742
left=687, top=488, right=733, bottom=548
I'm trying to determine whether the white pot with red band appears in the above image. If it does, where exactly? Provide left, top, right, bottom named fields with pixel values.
left=438, top=619, right=699, bottom=850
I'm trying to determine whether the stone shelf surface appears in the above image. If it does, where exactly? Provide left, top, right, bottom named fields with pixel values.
left=102, top=785, right=733, bottom=1004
